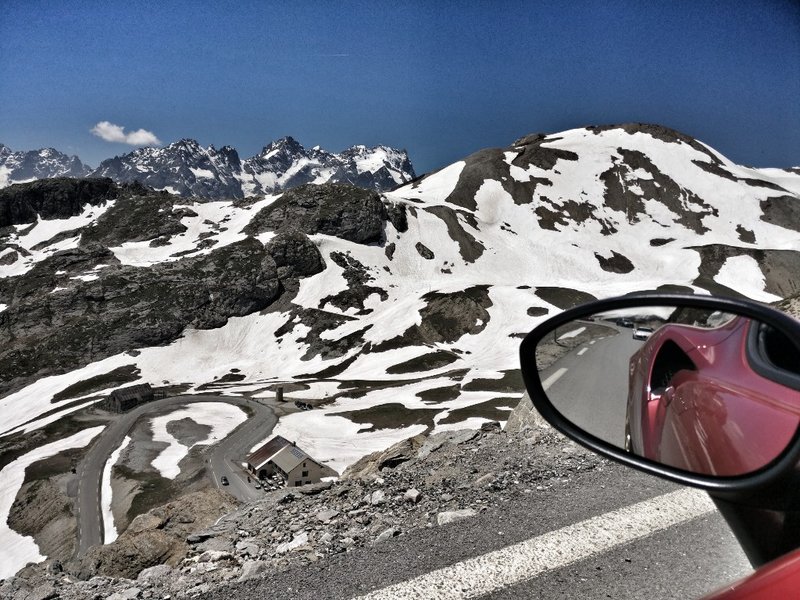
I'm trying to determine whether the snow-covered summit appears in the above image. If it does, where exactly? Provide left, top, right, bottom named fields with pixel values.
left=237, top=137, right=415, bottom=197
left=0, top=144, right=91, bottom=188
left=0, top=137, right=415, bottom=199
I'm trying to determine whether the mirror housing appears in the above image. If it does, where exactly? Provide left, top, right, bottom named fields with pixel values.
left=520, top=293, right=800, bottom=498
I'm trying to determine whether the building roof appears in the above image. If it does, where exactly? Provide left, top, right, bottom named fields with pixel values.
left=247, top=435, right=292, bottom=470
left=110, top=383, right=153, bottom=401
left=268, top=444, right=311, bottom=475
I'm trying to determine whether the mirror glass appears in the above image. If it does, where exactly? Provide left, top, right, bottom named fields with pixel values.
left=534, top=305, right=800, bottom=477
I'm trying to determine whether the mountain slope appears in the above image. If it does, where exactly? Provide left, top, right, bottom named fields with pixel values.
left=1, top=123, right=799, bottom=472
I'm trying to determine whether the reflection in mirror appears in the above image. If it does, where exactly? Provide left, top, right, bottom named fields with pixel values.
left=534, top=305, right=800, bottom=477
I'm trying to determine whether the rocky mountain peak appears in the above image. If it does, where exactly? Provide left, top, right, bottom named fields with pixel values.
left=0, top=137, right=415, bottom=199
left=0, top=144, right=92, bottom=187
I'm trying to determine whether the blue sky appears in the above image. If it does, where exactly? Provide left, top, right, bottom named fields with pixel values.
left=1, top=1, right=798, bottom=173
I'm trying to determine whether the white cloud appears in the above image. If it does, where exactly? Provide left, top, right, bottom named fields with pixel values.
left=90, top=121, right=161, bottom=146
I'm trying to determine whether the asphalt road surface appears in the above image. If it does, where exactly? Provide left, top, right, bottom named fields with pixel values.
left=75, top=394, right=277, bottom=556
left=539, top=324, right=641, bottom=447
left=200, top=461, right=751, bottom=600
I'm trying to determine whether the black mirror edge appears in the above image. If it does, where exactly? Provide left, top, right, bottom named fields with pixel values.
left=519, top=292, right=800, bottom=506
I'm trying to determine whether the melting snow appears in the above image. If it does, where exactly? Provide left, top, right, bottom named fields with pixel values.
left=0, top=426, right=104, bottom=579
left=150, top=403, right=247, bottom=479
left=101, top=436, right=132, bottom=544
left=715, top=255, right=781, bottom=302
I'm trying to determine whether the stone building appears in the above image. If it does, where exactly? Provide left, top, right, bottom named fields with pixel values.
left=106, top=383, right=154, bottom=413
left=246, top=435, right=334, bottom=486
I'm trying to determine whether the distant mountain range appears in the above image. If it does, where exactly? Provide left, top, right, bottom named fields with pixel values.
left=0, top=137, right=416, bottom=198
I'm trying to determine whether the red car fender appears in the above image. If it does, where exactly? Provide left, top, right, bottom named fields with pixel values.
left=703, top=547, right=800, bottom=599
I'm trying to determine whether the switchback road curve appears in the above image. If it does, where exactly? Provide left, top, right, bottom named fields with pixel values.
left=75, top=394, right=277, bottom=556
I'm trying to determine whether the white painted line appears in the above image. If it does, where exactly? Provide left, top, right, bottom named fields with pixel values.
left=542, top=368, right=567, bottom=390
left=589, top=340, right=597, bottom=345
left=356, top=488, right=715, bottom=600
left=557, top=326, right=586, bottom=340
left=577, top=347, right=588, bottom=356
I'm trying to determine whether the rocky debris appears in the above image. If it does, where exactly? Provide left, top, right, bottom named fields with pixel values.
left=404, top=488, right=422, bottom=504
left=3, top=402, right=605, bottom=600
left=0, top=177, right=137, bottom=227
left=0, top=237, right=280, bottom=395
left=760, top=195, right=800, bottom=233
left=243, top=183, right=387, bottom=244
left=69, top=488, right=238, bottom=580
left=437, top=508, right=477, bottom=526
left=344, top=434, right=426, bottom=479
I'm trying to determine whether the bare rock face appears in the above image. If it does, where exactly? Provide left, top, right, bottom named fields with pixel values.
left=0, top=237, right=280, bottom=395
left=264, top=229, right=325, bottom=279
left=0, top=177, right=133, bottom=226
left=70, top=488, right=238, bottom=580
left=80, top=192, right=192, bottom=247
left=243, top=183, right=386, bottom=244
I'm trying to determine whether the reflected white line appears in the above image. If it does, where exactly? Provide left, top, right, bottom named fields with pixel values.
left=577, top=348, right=588, bottom=356
left=542, top=368, right=567, bottom=390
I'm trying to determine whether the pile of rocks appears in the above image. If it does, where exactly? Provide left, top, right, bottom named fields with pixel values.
left=1, top=404, right=603, bottom=599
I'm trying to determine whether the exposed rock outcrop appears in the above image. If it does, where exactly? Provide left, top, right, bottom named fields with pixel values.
left=0, top=238, right=280, bottom=395
left=243, top=183, right=386, bottom=244
left=0, top=178, right=134, bottom=226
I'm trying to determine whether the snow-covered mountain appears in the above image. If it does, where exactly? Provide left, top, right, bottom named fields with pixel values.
left=238, top=137, right=415, bottom=197
left=0, top=144, right=91, bottom=187
left=0, top=138, right=416, bottom=198
left=90, top=136, right=415, bottom=198
left=2, top=122, right=800, bottom=471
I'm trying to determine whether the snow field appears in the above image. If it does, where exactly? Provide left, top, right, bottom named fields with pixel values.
left=101, top=436, right=132, bottom=544
left=149, top=403, right=248, bottom=479
left=0, top=201, right=116, bottom=278
left=714, top=255, right=781, bottom=302
left=109, top=196, right=277, bottom=267
left=0, top=426, right=104, bottom=579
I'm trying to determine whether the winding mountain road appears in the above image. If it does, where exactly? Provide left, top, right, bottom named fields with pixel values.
left=538, top=323, right=640, bottom=446
left=75, top=394, right=278, bottom=556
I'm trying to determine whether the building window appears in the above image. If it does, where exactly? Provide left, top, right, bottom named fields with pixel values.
left=302, top=470, right=309, bottom=477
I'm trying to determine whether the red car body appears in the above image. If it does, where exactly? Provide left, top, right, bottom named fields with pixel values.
left=627, top=316, right=800, bottom=476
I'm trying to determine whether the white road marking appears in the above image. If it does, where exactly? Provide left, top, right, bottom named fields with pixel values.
left=577, top=347, right=588, bottom=356
left=357, top=488, right=715, bottom=600
left=557, top=326, right=586, bottom=340
left=589, top=340, right=597, bottom=345
left=542, top=368, right=567, bottom=390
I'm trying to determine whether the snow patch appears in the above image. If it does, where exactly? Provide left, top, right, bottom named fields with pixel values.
left=149, top=403, right=247, bottom=479
left=0, top=426, right=104, bottom=579
left=101, top=436, right=132, bottom=544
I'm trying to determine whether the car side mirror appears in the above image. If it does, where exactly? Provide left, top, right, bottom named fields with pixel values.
left=519, top=294, right=800, bottom=491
